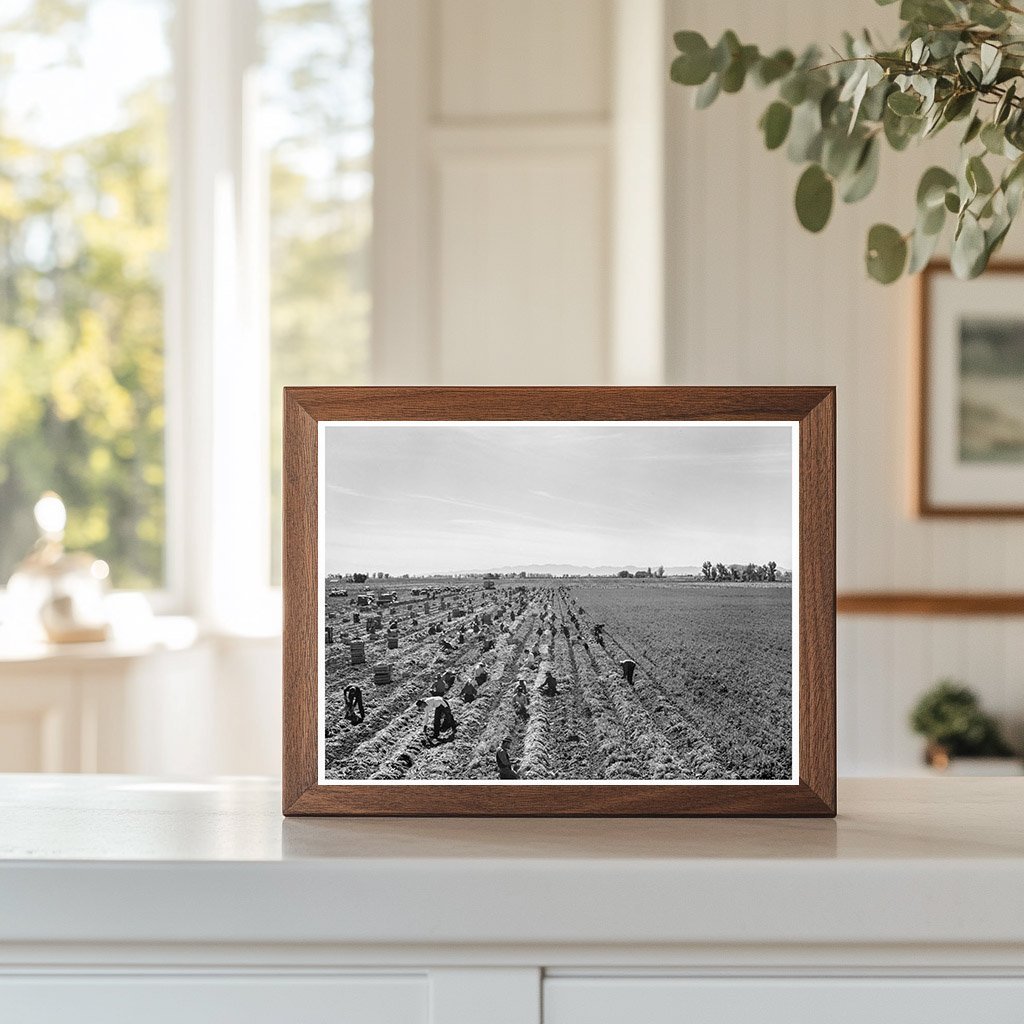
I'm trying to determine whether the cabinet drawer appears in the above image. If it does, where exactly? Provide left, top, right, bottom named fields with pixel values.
left=0, top=974, right=427, bottom=1024
left=544, top=977, right=1024, bottom=1024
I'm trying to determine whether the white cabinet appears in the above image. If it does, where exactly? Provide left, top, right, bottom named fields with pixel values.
left=544, top=977, right=1024, bottom=1024
left=1, top=778, right=1022, bottom=1024
left=0, top=974, right=428, bottom=1024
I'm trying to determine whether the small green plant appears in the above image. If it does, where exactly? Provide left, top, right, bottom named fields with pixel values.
left=670, top=0, right=1024, bottom=283
left=909, top=679, right=1014, bottom=757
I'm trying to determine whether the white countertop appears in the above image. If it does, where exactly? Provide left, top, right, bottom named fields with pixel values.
left=1, top=776, right=1022, bottom=951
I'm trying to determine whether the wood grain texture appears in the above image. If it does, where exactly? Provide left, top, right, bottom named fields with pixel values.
left=916, top=260, right=1024, bottom=518
left=837, top=592, right=1024, bottom=616
left=282, top=387, right=836, bottom=817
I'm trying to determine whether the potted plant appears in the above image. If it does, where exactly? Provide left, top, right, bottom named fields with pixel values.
left=670, top=0, right=1024, bottom=283
left=909, top=680, right=1020, bottom=773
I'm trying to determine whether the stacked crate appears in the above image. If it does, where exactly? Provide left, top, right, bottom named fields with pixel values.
left=350, top=641, right=365, bottom=666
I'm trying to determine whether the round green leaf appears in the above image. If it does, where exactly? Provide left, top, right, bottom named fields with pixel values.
left=952, top=213, right=987, bottom=279
left=981, top=122, right=1005, bottom=155
left=967, top=155, right=995, bottom=196
left=671, top=32, right=712, bottom=86
left=754, top=49, right=794, bottom=87
left=866, top=223, right=908, bottom=284
left=888, top=91, right=920, bottom=116
left=842, top=137, right=880, bottom=204
left=795, top=164, right=834, bottom=233
left=917, top=166, right=957, bottom=211
left=908, top=223, right=942, bottom=274
left=694, top=73, right=721, bottom=109
left=760, top=101, right=792, bottom=150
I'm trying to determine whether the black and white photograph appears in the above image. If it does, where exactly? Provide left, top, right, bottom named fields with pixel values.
left=318, top=421, right=798, bottom=784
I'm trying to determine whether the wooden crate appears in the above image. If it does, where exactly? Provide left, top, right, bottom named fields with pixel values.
left=350, top=641, right=365, bottom=666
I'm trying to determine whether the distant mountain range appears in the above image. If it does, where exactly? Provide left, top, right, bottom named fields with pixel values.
left=486, top=563, right=792, bottom=577
left=488, top=563, right=705, bottom=576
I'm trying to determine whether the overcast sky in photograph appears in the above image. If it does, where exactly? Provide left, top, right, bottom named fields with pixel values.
left=323, top=422, right=795, bottom=575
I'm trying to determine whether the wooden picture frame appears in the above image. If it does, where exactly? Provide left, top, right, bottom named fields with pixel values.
left=283, top=387, right=836, bottom=817
left=917, top=260, right=1024, bottom=517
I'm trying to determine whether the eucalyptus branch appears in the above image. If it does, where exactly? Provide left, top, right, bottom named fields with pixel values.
left=670, top=0, right=1024, bottom=283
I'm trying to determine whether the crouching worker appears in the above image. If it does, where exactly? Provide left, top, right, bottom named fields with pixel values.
left=620, top=658, right=637, bottom=685
left=417, top=695, right=456, bottom=742
left=459, top=679, right=478, bottom=703
left=343, top=684, right=365, bottom=725
left=496, top=737, right=520, bottom=780
left=539, top=671, right=557, bottom=697
left=473, top=661, right=488, bottom=687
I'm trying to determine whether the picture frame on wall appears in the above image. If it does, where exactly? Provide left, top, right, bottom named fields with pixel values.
left=282, top=387, right=836, bottom=817
left=918, top=261, right=1024, bottom=517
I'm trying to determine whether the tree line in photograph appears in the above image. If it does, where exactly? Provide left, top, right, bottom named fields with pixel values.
left=701, top=560, right=780, bottom=582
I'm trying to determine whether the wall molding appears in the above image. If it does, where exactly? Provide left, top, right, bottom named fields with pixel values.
left=837, top=593, right=1024, bottom=616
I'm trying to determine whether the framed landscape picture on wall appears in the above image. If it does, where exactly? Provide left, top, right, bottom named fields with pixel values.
left=282, top=387, right=836, bottom=817
left=918, top=262, right=1024, bottom=516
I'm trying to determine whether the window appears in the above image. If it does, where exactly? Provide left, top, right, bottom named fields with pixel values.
left=0, top=0, right=373, bottom=614
left=0, top=0, right=172, bottom=589
left=262, top=0, right=373, bottom=582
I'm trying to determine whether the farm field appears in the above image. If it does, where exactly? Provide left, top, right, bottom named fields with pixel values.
left=322, top=577, right=793, bottom=782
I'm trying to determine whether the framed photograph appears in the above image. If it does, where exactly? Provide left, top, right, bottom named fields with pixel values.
left=918, top=261, right=1024, bottom=516
left=283, top=387, right=835, bottom=816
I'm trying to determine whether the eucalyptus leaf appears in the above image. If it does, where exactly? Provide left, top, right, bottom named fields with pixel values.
left=787, top=100, right=823, bottom=162
left=866, top=223, right=908, bottom=283
left=754, top=49, right=795, bottom=87
left=842, top=137, right=880, bottom=203
left=980, top=42, right=1002, bottom=86
left=981, top=121, right=1006, bottom=155
left=795, top=164, right=834, bottom=232
left=962, top=115, right=983, bottom=145
left=760, top=101, right=793, bottom=150
left=888, top=90, right=921, bottom=115
left=917, top=166, right=957, bottom=210
left=779, top=73, right=807, bottom=106
left=996, top=82, right=1017, bottom=124
left=970, top=2, right=1009, bottom=30
left=908, top=221, right=943, bottom=273
left=967, top=154, right=995, bottom=195
left=694, top=73, right=721, bottom=109
left=951, top=211, right=986, bottom=278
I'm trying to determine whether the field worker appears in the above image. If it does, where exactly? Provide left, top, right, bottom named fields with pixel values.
left=496, top=737, right=520, bottom=780
left=594, top=623, right=605, bottom=643
left=416, top=695, right=453, bottom=740
left=473, top=661, right=488, bottom=687
left=620, top=658, right=637, bottom=685
left=459, top=679, right=478, bottom=703
left=513, top=682, right=529, bottom=720
left=343, top=684, right=365, bottom=725
left=540, top=671, right=557, bottom=697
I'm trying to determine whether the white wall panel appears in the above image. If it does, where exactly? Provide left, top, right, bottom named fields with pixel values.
left=666, top=0, right=1024, bottom=774
left=438, top=0, right=610, bottom=120
left=436, top=151, right=608, bottom=384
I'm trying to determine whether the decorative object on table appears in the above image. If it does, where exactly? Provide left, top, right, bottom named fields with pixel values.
left=910, top=679, right=1018, bottom=771
left=4, top=492, right=111, bottom=644
left=670, top=1, right=1024, bottom=283
left=281, top=387, right=836, bottom=817
left=917, top=261, right=1024, bottom=515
